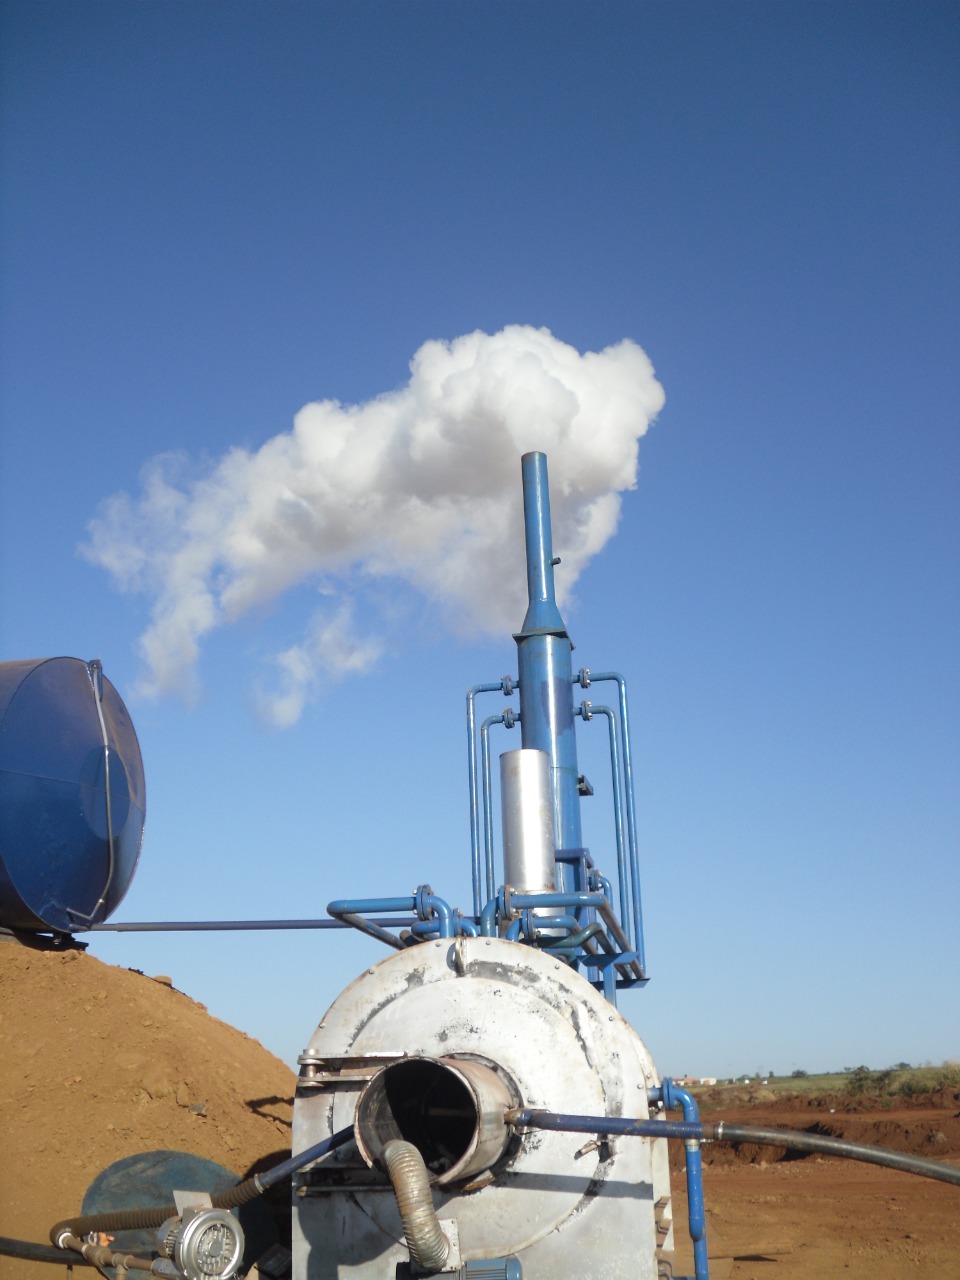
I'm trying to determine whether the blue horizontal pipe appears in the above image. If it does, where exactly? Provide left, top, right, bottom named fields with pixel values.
left=505, top=890, right=604, bottom=909
left=86, top=918, right=418, bottom=933
left=328, top=893, right=455, bottom=944
left=260, top=1126, right=355, bottom=1191
left=506, top=1108, right=705, bottom=1141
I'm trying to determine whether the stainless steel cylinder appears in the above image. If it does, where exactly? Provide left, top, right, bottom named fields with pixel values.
left=500, top=748, right=556, bottom=896
left=355, top=1055, right=518, bottom=1187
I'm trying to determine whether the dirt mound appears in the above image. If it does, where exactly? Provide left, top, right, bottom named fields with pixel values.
left=0, top=941, right=296, bottom=1277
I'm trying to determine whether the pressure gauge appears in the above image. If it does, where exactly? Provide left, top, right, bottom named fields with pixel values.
left=158, top=1208, right=245, bottom=1280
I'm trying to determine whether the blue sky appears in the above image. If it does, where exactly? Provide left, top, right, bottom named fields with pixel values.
left=1, top=1, right=957, bottom=1079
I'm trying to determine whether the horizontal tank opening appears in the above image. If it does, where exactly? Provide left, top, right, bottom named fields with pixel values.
left=358, top=1059, right=477, bottom=1177
left=355, top=1055, right=522, bottom=1188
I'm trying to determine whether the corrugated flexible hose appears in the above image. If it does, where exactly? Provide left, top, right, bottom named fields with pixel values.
left=382, top=1140, right=450, bottom=1273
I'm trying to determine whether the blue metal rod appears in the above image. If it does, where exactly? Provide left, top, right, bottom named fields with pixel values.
left=579, top=703, right=631, bottom=946
left=506, top=1107, right=704, bottom=1140
left=466, top=681, right=508, bottom=916
left=480, top=713, right=505, bottom=903
left=506, top=890, right=604, bottom=909
left=328, top=896, right=422, bottom=913
left=86, top=918, right=418, bottom=933
left=261, top=1125, right=355, bottom=1191
left=588, top=671, right=646, bottom=973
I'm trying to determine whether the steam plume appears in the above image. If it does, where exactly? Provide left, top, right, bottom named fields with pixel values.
left=82, top=326, right=664, bottom=725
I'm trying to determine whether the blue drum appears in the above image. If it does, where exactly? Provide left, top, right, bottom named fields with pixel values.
left=0, top=657, right=145, bottom=932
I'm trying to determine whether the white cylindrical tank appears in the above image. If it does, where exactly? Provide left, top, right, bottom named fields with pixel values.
left=292, top=936, right=674, bottom=1279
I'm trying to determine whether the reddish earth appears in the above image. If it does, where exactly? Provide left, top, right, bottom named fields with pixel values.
left=1, top=943, right=957, bottom=1280
left=670, top=1092, right=960, bottom=1278
left=0, top=942, right=296, bottom=1280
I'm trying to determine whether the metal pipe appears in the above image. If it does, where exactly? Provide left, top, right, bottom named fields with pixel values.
left=255, top=1125, right=356, bottom=1192
left=505, top=891, right=639, bottom=968
left=0, top=1236, right=95, bottom=1266
left=544, top=921, right=605, bottom=951
left=586, top=670, right=646, bottom=973
left=466, top=680, right=511, bottom=915
left=506, top=1109, right=960, bottom=1188
left=357, top=1056, right=516, bottom=1187
left=506, top=911, right=583, bottom=942
left=479, top=897, right=498, bottom=937
left=86, top=917, right=418, bottom=933
left=55, top=1234, right=173, bottom=1277
left=519, top=453, right=565, bottom=636
left=327, top=909, right=409, bottom=950
left=516, top=453, right=581, bottom=890
left=657, top=1080, right=709, bottom=1280
left=328, top=894, right=455, bottom=946
left=578, top=702, right=630, bottom=943
left=480, top=713, right=520, bottom=901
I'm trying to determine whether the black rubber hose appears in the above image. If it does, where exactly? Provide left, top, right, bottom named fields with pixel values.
left=50, top=1126, right=355, bottom=1244
left=0, top=1236, right=94, bottom=1265
left=714, top=1122, right=960, bottom=1186
left=506, top=1109, right=960, bottom=1187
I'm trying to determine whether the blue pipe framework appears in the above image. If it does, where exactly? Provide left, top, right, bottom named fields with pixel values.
left=459, top=452, right=648, bottom=995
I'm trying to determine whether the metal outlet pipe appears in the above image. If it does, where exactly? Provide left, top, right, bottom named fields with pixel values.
left=356, top=1056, right=519, bottom=1187
left=515, top=453, right=582, bottom=890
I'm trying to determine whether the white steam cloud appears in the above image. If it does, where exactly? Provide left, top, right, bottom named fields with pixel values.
left=83, top=326, right=664, bottom=726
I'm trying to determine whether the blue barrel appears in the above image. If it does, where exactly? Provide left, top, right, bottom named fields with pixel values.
left=0, top=657, right=145, bottom=932
left=82, top=1150, right=277, bottom=1263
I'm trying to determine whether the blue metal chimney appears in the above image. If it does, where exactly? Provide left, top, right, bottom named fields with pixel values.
left=515, top=452, right=581, bottom=891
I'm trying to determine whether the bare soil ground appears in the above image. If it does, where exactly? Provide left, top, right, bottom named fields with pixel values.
left=0, top=942, right=296, bottom=1280
left=2, top=942, right=957, bottom=1280
left=670, top=1092, right=960, bottom=1279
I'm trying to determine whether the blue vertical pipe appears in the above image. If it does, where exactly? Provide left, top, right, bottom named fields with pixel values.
left=515, top=453, right=581, bottom=893
left=467, top=682, right=508, bottom=915
left=588, top=672, right=646, bottom=973
left=480, top=713, right=508, bottom=903
left=580, top=703, right=631, bottom=946
left=656, top=1079, right=710, bottom=1280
